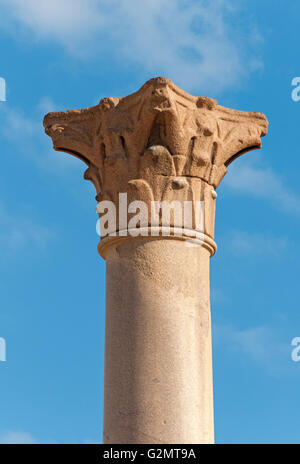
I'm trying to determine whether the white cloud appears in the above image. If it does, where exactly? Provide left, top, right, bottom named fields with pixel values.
left=0, top=101, right=82, bottom=175
left=0, top=0, right=262, bottom=92
left=0, top=200, right=54, bottom=253
left=224, top=159, right=300, bottom=215
left=0, top=105, right=38, bottom=139
left=36, top=96, right=59, bottom=115
left=0, top=0, right=102, bottom=41
left=227, top=230, right=289, bottom=258
left=0, top=101, right=95, bottom=219
left=213, top=324, right=290, bottom=373
left=0, top=431, right=38, bottom=444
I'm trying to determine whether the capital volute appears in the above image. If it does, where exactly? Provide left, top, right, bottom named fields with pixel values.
left=44, top=77, right=268, bottom=255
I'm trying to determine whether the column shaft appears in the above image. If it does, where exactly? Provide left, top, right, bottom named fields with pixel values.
left=44, top=76, right=268, bottom=444
left=103, top=238, right=214, bottom=444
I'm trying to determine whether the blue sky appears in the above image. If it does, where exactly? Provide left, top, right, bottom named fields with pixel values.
left=0, top=0, right=300, bottom=444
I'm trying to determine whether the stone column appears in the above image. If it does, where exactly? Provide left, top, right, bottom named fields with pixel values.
left=44, top=77, right=268, bottom=444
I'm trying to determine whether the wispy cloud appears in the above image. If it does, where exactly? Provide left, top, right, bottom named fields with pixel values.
left=0, top=431, right=38, bottom=444
left=0, top=105, right=39, bottom=140
left=0, top=0, right=263, bottom=92
left=0, top=101, right=82, bottom=175
left=224, top=159, right=300, bottom=215
left=0, top=200, right=54, bottom=254
left=0, top=431, right=101, bottom=444
left=213, top=324, right=290, bottom=374
left=227, top=230, right=289, bottom=258
left=36, top=96, right=59, bottom=115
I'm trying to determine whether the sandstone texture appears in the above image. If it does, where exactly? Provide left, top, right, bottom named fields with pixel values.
left=44, top=77, right=268, bottom=444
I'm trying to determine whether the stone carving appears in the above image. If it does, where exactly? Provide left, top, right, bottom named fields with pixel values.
left=44, top=78, right=269, bottom=443
left=44, top=77, right=268, bottom=242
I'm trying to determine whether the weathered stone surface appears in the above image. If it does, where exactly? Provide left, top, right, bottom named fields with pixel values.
left=104, top=238, right=214, bottom=444
left=44, top=77, right=268, bottom=444
left=44, top=77, right=268, bottom=243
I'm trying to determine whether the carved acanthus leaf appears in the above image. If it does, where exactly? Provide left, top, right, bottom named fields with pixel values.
left=44, top=77, right=268, bottom=200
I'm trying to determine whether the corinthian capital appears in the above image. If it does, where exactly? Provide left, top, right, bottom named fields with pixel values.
left=44, top=77, right=268, bottom=254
